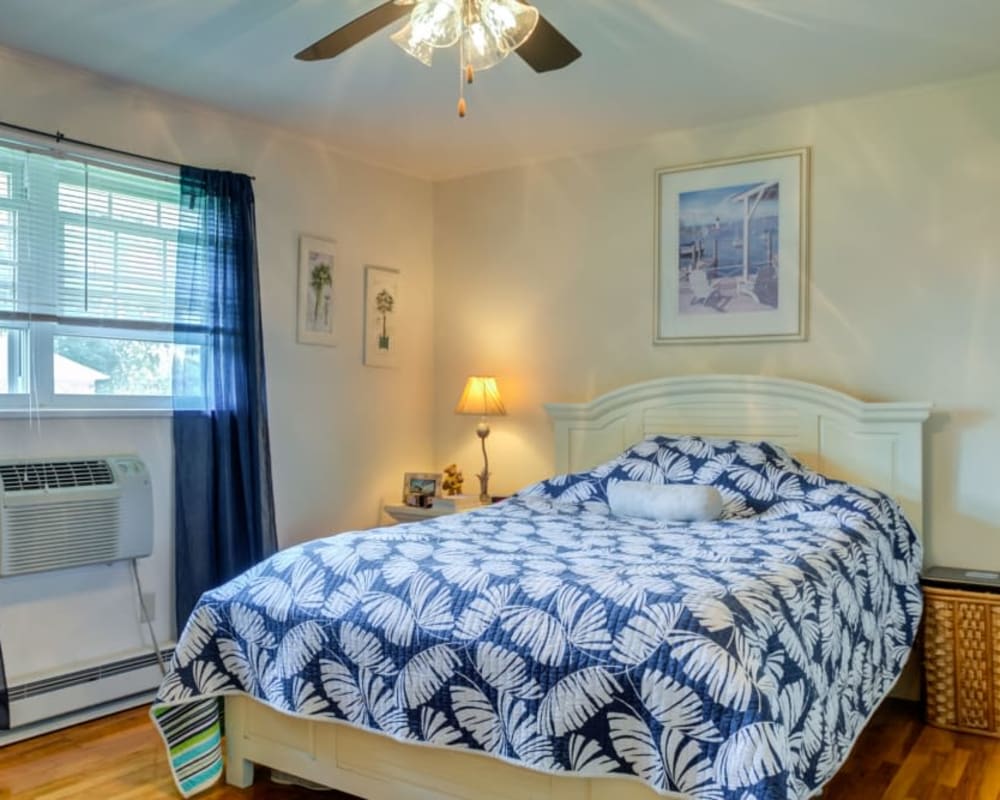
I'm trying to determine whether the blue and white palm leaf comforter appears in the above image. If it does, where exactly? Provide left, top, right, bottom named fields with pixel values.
left=152, top=437, right=922, bottom=800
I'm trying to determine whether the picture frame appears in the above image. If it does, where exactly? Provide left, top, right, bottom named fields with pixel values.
left=297, top=235, right=337, bottom=346
left=654, top=148, right=810, bottom=344
left=363, top=265, right=400, bottom=368
left=402, top=472, right=442, bottom=507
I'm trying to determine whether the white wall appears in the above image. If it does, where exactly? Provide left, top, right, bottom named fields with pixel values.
left=0, top=46, right=436, bottom=681
left=433, top=70, right=1000, bottom=571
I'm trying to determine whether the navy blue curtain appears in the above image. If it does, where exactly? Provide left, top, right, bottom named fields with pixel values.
left=0, top=639, right=8, bottom=730
left=172, top=167, right=277, bottom=628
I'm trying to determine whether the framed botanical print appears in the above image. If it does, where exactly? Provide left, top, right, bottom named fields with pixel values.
left=364, top=265, right=399, bottom=368
left=297, top=235, right=337, bottom=346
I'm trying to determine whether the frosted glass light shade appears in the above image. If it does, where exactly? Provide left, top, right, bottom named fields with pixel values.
left=464, top=0, right=539, bottom=71
left=482, top=0, right=539, bottom=50
left=455, top=376, right=507, bottom=416
left=390, top=22, right=435, bottom=65
left=463, top=19, right=505, bottom=71
left=391, top=0, right=462, bottom=65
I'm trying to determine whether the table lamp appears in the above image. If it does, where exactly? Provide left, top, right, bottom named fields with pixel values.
left=455, top=376, right=507, bottom=503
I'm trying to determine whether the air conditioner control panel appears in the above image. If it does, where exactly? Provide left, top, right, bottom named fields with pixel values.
left=111, top=457, right=148, bottom=478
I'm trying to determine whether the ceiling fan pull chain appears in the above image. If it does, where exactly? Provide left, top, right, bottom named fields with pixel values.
left=458, top=5, right=468, bottom=117
left=458, top=55, right=468, bottom=117
left=464, top=0, right=475, bottom=84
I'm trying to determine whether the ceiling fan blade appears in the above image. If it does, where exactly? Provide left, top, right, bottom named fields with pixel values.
left=516, top=13, right=581, bottom=73
left=295, top=1, right=410, bottom=61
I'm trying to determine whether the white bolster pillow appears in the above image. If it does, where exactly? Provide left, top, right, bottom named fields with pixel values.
left=608, top=481, right=723, bottom=522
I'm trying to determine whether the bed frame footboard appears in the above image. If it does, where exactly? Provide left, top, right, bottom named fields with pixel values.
left=223, top=695, right=673, bottom=800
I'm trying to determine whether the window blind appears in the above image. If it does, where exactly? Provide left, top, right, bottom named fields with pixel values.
left=0, top=140, right=209, bottom=330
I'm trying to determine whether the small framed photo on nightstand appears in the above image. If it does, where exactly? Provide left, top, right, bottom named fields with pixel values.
left=402, top=472, right=442, bottom=507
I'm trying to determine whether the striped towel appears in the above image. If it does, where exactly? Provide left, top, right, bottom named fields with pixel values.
left=151, top=700, right=223, bottom=796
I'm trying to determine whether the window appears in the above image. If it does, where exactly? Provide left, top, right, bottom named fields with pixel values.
left=0, top=138, right=206, bottom=410
left=0, top=326, right=27, bottom=394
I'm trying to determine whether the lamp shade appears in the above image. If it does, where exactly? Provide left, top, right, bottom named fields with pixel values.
left=455, top=376, right=506, bottom=416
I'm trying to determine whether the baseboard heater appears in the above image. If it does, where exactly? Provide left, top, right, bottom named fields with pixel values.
left=0, top=646, right=173, bottom=743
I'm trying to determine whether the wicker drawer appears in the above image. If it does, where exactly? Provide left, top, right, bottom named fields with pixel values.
left=923, top=584, right=1000, bottom=736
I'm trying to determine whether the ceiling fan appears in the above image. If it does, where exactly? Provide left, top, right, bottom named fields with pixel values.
left=295, top=0, right=582, bottom=117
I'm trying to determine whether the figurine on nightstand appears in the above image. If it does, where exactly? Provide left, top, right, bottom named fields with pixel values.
left=441, top=464, right=464, bottom=496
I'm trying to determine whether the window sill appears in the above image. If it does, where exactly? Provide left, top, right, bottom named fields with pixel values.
left=0, top=407, right=173, bottom=420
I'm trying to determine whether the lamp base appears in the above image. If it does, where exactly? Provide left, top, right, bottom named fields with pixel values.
left=476, top=468, right=490, bottom=505
left=476, top=423, right=491, bottom=504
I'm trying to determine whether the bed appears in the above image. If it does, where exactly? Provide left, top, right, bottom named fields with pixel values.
left=151, top=375, right=931, bottom=800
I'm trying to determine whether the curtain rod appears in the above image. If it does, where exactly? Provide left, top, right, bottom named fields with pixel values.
left=0, top=119, right=256, bottom=180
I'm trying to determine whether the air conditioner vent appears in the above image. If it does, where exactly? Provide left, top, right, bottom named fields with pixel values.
left=5, top=499, right=120, bottom=574
left=0, top=460, right=114, bottom=493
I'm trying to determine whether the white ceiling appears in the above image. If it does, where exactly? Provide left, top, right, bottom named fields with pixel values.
left=1, top=0, right=998, bottom=180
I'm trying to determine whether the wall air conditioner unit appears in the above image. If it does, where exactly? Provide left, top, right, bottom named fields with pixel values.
left=0, top=455, right=152, bottom=577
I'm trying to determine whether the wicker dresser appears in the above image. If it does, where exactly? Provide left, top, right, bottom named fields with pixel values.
left=922, top=566, right=1000, bottom=737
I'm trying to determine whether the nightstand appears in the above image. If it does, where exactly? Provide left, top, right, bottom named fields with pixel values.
left=383, top=504, right=456, bottom=524
left=922, top=566, right=1000, bottom=737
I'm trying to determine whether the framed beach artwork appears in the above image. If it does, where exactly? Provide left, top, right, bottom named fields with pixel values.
left=297, top=235, right=337, bottom=346
left=402, top=472, right=442, bottom=506
left=363, top=265, right=400, bottom=368
left=654, top=148, right=810, bottom=344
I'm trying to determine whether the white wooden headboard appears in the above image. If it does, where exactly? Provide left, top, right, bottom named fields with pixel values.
left=545, top=375, right=932, bottom=536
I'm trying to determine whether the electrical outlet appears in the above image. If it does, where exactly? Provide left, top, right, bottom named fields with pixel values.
left=139, top=592, right=156, bottom=623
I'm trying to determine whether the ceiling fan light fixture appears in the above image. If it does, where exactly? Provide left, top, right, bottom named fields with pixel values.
left=392, top=0, right=538, bottom=71
left=384, top=0, right=550, bottom=116
left=295, top=0, right=580, bottom=79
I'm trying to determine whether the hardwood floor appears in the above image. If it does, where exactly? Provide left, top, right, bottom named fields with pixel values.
left=823, top=701, right=1000, bottom=800
left=0, top=707, right=353, bottom=800
left=0, top=700, right=998, bottom=799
